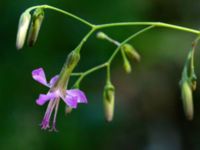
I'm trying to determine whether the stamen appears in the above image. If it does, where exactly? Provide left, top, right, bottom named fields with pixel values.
left=49, top=99, right=60, bottom=132
left=41, top=99, right=56, bottom=130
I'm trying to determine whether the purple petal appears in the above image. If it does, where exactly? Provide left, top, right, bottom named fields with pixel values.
left=63, top=95, right=78, bottom=108
left=49, top=75, right=59, bottom=87
left=32, top=68, right=48, bottom=86
left=36, top=92, right=55, bottom=106
left=67, top=89, right=88, bottom=103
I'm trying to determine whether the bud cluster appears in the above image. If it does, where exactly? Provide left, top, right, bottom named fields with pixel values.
left=16, top=8, right=44, bottom=50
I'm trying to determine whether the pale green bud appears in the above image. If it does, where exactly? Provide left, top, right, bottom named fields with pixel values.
left=16, top=12, right=31, bottom=50
left=123, top=58, right=132, bottom=74
left=27, top=8, right=44, bottom=47
left=96, top=32, right=108, bottom=40
left=66, top=50, right=80, bottom=70
left=103, top=84, right=115, bottom=122
left=54, top=50, right=80, bottom=89
left=122, top=44, right=141, bottom=62
left=181, top=81, right=193, bottom=120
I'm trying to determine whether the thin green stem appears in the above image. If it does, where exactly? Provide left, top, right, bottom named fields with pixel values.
left=25, top=5, right=200, bottom=35
left=108, top=25, right=155, bottom=64
left=97, top=22, right=200, bottom=35
left=23, top=5, right=200, bottom=88
left=71, top=72, right=83, bottom=76
left=100, top=33, right=120, bottom=46
left=106, top=64, right=111, bottom=84
left=73, top=25, right=154, bottom=86
left=73, top=63, right=108, bottom=87
left=75, top=28, right=96, bottom=53
left=26, top=5, right=94, bottom=28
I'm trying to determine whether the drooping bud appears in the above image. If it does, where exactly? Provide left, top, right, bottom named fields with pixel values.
left=27, top=8, right=44, bottom=47
left=103, top=83, right=115, bottom=122
left=96, top=32, right=108, bottom=40
left=122, top=44, right=141, bottom=62
left=121, top=49, right=132, bottom=74
left=123, top=58, right=132, bottom=74
left=181, top=81, right=193, bottom=120
left=16, top=11, right=31, bottom=50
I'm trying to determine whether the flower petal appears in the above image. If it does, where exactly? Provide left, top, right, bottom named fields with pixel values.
left=36, top=92, right=55, bottom=106
left=63, top=95, right=78, bottom=108
left=49, top=75, right=59, bottom=87
left=67, top=89, right=88, bottom=103
left=32, top=68, right=48, bottom=86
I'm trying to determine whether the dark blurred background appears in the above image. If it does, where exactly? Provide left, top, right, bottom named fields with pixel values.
left=1, top=0, right=200, bottom=150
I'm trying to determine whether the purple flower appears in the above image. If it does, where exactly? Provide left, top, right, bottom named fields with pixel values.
left=32, top=68, right=87, bottom=131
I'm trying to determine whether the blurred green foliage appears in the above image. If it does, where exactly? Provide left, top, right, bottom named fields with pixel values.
left=1, top=0, right=200, bottom=150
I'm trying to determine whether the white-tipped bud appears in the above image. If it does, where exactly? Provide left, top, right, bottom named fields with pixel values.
left=122, top=44, right=141, bottom=62
left=16, top=12, right=31, bottom=50
left=103, top=83, right=115, bottom=122
left=181, top=81, right=194, bottom=120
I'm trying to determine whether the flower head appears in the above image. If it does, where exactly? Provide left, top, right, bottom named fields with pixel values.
left=32, top=68, right=87, bottom=131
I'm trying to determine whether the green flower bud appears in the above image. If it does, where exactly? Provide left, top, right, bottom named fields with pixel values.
left=27, top=8, right=44, bottom=47
left=123, top=58, right=132, bottom=74
left=181, top=81, right=193, bottom=120
left=122, top=44, right=141, bottom=62
left=103, top=83, right=115, bottom=122
left=96, top=32, right=108, bottom=40
left=16, top=12, right=31, bottom=50
left=121, top=49, right=132, bottom=74
left=54, top=50, right=80, bottom=89
left=66, top=50, right=80, bottom=70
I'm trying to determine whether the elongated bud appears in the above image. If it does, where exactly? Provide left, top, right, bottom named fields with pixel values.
left=181, top=81, right=193, bottom=120
left=122, top=44, right=141, bottom=62
left=96, top=32, right=108, bottom=40
left=103, top=83, right=115, bottom=122
left=121, top=49, right=132, bottom=74
left=123, top=58, right=132, bottom=74
left=54, top=50, right=80, bottom=89
left=66, top=50, right=80, bottom=70
left=16, top=12, right=31, bottom=50
left=27, top=8, right=44, bottom=47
